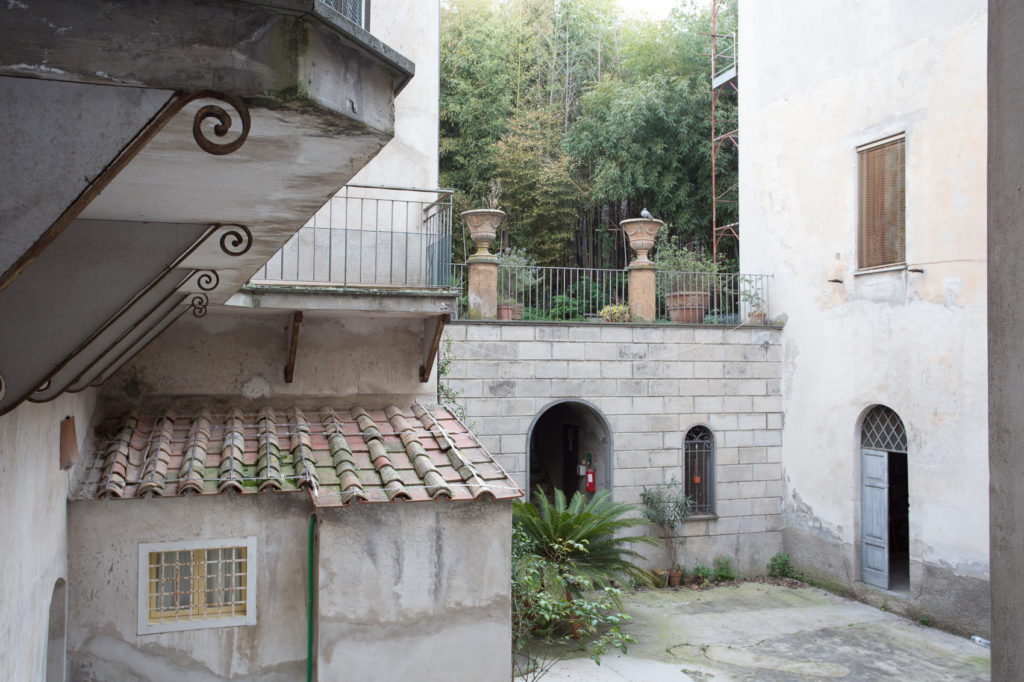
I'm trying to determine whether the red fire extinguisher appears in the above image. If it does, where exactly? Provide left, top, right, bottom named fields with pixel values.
left=586, top=467, right=596, bottom=493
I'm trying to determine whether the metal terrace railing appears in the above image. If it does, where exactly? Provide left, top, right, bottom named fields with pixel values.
left=252, top=185, right=454, bottom=289
left=451, top=264, right=772, bottom=326
left=318, top=0, right=369, bottom=29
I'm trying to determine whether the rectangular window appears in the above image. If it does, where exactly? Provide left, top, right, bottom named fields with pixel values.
left=138, top=537, right=257, bottom=635
left=684, top=426, right=715, bottom=516
left=858, top=135, right=906, bottom=270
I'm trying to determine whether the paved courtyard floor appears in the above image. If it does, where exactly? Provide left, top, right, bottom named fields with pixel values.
left=538, top=582, right=990, bottom=681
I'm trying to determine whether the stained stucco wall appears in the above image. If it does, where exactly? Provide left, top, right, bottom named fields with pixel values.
left=66, top=496, right=510, bottom=681
left=444, top=321, right=784, bottom=576
left=0, top=391, right=97, bottom=682
left=103, top=309, right=436, bottom=409
left=67, top=494, right=310, bottom=681
left=739, top=1, right=989, bottom=635
left=316, top=500, right=512, bottom=681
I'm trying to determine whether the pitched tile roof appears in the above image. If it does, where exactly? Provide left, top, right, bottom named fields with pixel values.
left=78, top=404, right=521, bottom=505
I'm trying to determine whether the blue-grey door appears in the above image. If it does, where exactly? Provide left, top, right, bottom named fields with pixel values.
left=861, top=447, right=889, bottom=589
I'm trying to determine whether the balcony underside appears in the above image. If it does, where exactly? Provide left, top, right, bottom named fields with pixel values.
left=0, top=0, right=414, bottom=414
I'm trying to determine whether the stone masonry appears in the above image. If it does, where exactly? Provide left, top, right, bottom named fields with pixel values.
left=443, top=320, right=785, bottom=575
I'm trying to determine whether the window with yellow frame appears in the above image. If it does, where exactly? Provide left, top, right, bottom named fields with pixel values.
left=138, top=537, right=257, bottom=634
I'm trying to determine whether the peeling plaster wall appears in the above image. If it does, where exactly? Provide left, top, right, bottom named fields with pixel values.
left=103, top=310, right=436, bottom=409
left=316, top=500, right=512, bottom=681
left=66, top=494, right=309, bottom=681
left=739, top=1, right=989, bottom=635
left=0, top=391, right=97, bottom=681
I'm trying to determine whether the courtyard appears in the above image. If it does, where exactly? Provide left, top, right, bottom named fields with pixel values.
left=541, top=582, right=989, bottom=681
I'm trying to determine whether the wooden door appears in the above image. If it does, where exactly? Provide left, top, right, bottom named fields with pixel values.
left=861, top=447, right=889, bottom=588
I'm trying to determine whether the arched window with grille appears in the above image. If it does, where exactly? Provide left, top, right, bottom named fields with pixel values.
left=684, top=426, right=715, bottom=515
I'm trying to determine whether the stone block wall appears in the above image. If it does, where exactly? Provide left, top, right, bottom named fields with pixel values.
left=443, top=321, right=785, bottom=575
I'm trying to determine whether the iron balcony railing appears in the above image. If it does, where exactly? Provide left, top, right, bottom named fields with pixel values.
left=252, top=185, right=454, bottom=289
left=451, top=264, right=772, bottom=326
left=318, top=0, right=368, bottom=29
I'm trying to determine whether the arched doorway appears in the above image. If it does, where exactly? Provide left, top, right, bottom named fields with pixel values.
left=46, top=578, right=67, bottom=682
left=860, top=405, right=909, bottom=591
left=527, top=400, right=612, bottom=501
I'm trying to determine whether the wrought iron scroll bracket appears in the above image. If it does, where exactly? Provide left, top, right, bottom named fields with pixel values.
left=188, top=92, right=251, bottom=156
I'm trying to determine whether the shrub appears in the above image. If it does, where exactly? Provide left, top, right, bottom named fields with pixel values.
left=712, top=555, right=736, bottom=582
left=512, top=515, right=636, bottom=678
left=639, top=477, right=693, bottom=570
left=692, top=562, right=713, bottom=586
left=514, top=488, right=657, bottom=590
left=598, top=303, right=631, bottom=323
left=767, top=552, right=797, bottom=578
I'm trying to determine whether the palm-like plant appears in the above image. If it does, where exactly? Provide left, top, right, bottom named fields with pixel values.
left=514, top=487, right=657, bottom=589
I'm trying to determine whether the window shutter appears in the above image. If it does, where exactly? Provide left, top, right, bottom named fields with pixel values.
left=858, top=138, right=905, bottom=269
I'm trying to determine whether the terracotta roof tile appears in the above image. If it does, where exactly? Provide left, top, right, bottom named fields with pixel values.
left=79, top=403, right=521, bottom=506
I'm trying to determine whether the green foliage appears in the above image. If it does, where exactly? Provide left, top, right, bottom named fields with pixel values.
left=514, top=487, right=657, bottom=590
left=639, top=477, right=693, bottom=568
left=512, top=523, right=636, bottom=679
left=436, top=336, right=466, bottom=422
left=653, top=233, right=718, bottom=273
left=441, top=0, right=740, bottom=266
left=919, top=615, right=933, bottom=627
left=692, top=562, right=712, bottom=587
left=598, top=303, right=631, bottom=323
left=497, top=247, right=542, bottom=302
left=712, top=555, right=736, bottom=582
left=767, top=552, right=797, bottom=579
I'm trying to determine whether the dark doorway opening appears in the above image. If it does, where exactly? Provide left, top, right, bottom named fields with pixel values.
left=888, top=452, right=910, bottom=591
left=528, top=401, right=611, bottom=502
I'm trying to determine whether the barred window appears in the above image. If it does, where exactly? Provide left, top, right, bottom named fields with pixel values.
left=684, top=426, right=715, bottom=515
left=858, top=135, right=906, bottom=269
left=138, top=538, right=257, bottom=634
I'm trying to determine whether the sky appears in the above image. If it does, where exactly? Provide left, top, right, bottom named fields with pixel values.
left=620, top=0, right=681, bottom=21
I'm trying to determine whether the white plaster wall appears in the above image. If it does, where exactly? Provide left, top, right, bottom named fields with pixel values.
left=103, top=310, right=436, bottom=408
left=66, top=494, right=310, bottom=681
left=739, top=0, right=988, bottom=624
left=354, top=0, right=440, bottom=190
left=0, top=391, right=97, bottom=682
left=316, top=500, right=512, bottom=681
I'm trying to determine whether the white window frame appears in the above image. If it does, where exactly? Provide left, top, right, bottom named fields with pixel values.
left=137, top=536, right=257, bottom=635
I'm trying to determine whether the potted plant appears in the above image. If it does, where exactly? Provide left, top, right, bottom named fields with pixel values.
left=654, top=237, right=718, bottom=323
left=740, top=276, right=767, bottom=324
left=640, top=477, right=694, bottom=587
left=496, top=247, right=540, bottom=320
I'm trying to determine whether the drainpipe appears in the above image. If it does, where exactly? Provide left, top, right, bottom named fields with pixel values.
left=308, top=514, right=316, bottom=682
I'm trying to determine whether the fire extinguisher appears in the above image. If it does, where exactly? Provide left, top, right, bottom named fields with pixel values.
left=586, top=467, right=596, bottom=493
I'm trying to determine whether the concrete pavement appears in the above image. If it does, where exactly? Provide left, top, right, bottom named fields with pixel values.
left=537, top=582, right=990, bottom=681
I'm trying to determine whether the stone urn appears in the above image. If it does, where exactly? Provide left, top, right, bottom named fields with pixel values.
left=621, top=218, right=664, bottom=265
left=460, top=209, right=506, bottom=256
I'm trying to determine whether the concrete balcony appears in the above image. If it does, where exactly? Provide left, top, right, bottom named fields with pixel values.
left=0, top=0, right=417, bottom=413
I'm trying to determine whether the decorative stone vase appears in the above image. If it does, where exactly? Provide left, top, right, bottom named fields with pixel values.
left=621, top=218, right=664, bottom=264
left=460, top=209, right=506, bottom=256
left=665, top=291, right=710, bottom=323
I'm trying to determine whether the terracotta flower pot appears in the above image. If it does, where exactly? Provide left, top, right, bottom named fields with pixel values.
left=497, top=303, right=523, bottom=320
left=665, top=291, right=710, bottom=323
left=668, top=569, right=683, bottom=587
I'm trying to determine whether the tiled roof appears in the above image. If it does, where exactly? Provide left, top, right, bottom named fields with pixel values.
left=79, top=404, right=521, bottom=505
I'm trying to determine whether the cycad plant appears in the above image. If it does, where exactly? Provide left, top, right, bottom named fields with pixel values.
left=514, top=487, right=657, bottom=590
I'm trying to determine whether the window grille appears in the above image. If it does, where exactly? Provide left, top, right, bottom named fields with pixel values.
left=858, top=136, right=905, bottom=269
left=139, top=538, right=257, bottom=634
left=684, top=426, right=715, bottom=515
left=861, top=405, right=907, bottom=453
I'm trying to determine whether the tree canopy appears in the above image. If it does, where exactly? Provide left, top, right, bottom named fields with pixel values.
left=441, top=0, right=737, bottom=266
